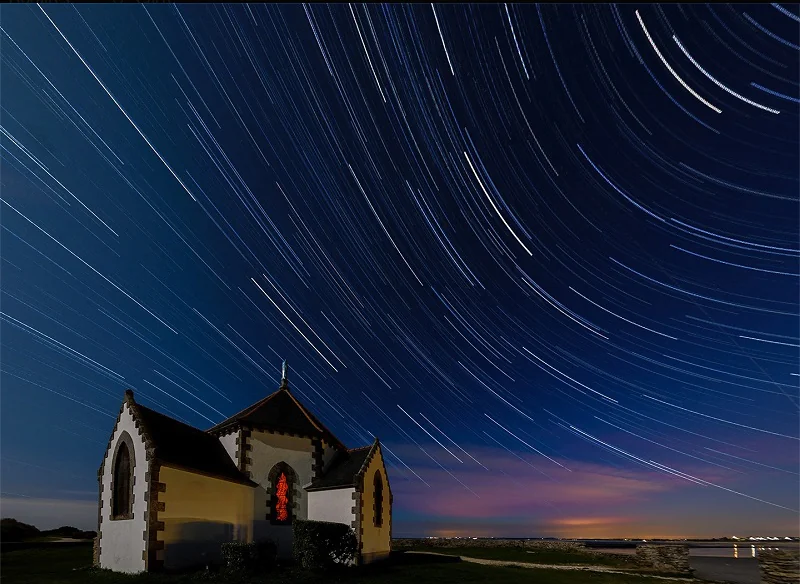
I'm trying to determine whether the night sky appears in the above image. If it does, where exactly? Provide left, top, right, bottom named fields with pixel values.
left=1, top=4, right=798, bottom=539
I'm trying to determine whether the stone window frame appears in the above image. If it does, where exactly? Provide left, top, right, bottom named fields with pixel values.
left=373, top=470, right=384, bottom=528
left=266, top=462, right=299, bottom=526
left=110, top=431, right=136, bottom=521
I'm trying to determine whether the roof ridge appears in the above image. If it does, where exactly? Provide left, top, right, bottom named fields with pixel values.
left=285, top=390, right=324, bottom=434
left=347, top=444, right=372, bottom=452
left=280, top=390, right=348, bottom=451
left=206, top=388, right=282, bottom=433
left=205, top=387, right=348, bottom=452
left=132, top=400, right=252, bottom=485
left=138, top=403, right=205, bottom=433
left=233, top=389, right=282, bottom=420
left=305, top=442, right=375, bottom=491
left=354, top=440, right=379, bottom=478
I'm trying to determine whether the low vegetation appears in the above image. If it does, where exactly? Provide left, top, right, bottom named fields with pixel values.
left=1, top=518, right=96, bottom=542
left=220, top=540, right=277, bottom=576
left=292, top=519, right=358, bottom=569
left=1, top=544, right=693, bottom=584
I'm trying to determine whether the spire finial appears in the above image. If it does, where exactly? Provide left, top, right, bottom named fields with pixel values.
left=280, top=359, right=289, bottom=390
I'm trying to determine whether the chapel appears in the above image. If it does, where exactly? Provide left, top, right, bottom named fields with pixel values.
left=94, top=364, right=392, bottom=573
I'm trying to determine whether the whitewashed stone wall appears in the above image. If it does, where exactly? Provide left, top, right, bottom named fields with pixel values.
left=218, top=431, right=239, bottom=468
left=248, top=431, right=314, bottom=499
left=98, top=403, right=149, bottom=573
left=308, top=488, right=356, bottom=526
left=248, top=430, right=315, bottom=558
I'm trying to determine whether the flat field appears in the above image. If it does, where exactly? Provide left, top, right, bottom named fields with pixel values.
left=1, top=543, right=693, bottom=584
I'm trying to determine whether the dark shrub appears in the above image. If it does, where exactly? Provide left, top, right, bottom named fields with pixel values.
left=221, top=540, right=277, bottom=575
left=1, top=518, right=40, bottom=542
left=254, top=540, right=278, bottom=571
left=41, top=526, right=97, bottom=540
left=293, top=519, right=358, bottom=570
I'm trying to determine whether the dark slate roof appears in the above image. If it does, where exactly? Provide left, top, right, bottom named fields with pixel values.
left=207, top=387, right=347, bottom=450
left=134, top=402, right=255, bottom=486
left=305, top=442, right=375, bottom=491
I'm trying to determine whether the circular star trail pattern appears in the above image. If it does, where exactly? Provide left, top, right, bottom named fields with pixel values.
left=1, top=4, right=798, bottom=535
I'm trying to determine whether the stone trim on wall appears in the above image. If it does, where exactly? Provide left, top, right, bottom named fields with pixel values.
left=143, top=461, right=165, bottom=571
left=311, top=438, right=324, bottom=481
left=353, top=440, right=375, bottom=566
left=351, top=490, right=363, bottom=565
left=120, top=390, right=163, bottom=573
left=235, top=428, right=251, bottom=475
left=266, top=461, right=300, bottom=525
left=376, top=447, right=392, bottom=552
left=359, top=487, right=365, bottom=562
left=94, top=467, right=104, bottom=566
left=95, top=395, right=140, bottom=567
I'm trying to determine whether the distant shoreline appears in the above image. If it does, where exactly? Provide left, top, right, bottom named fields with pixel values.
left=392, top=536, right=800, bottom=547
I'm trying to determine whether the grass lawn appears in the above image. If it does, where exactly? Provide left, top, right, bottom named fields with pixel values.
left=1, top=543, right=689, bottom=584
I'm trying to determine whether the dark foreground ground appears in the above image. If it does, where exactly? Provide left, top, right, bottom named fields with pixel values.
left=690, top=557, right=760, bottom=584
left=399, top=544, right=764, bottom=584
left=1, top=543, right=707, bottom=584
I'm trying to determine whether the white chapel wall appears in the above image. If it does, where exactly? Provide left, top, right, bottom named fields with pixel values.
left=218, top=430, right=239, bottom=467
left=248, top=431, right=315, bottom=498
left=99, top=403, right=148, bottom=573
left=307, top=488, right=355, bottom=526
left=248, top=430, right=315, bottom=558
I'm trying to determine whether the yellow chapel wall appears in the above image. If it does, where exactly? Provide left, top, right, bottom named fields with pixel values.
left=358, top=446, right=391, bottom=564
left=157, top=465, right=255, bottom=571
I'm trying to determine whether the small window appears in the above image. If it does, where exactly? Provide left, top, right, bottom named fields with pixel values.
left=373, top=471, right=384, bottom=527
left=112, top=440, right=134, bottom=519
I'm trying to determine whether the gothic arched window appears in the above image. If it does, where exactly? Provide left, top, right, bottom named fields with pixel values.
left=275, top=472, right=290, bottom=522
left=268, top=462, right=296, bottom=525
left=111, top=434, right=135, bottom=520
left=373, top=471, right=384, bottom=528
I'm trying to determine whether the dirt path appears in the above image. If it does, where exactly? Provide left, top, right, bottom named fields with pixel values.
left=406, top=551, right=696, bottom=581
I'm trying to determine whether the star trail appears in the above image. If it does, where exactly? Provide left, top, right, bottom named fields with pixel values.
left=1, top=4, right=798, bottom=537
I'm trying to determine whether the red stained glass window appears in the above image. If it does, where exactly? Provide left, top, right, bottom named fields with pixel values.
left=275, top=472, right=289, bottom=522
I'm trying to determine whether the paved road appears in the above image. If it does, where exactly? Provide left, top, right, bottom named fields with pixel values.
left=406, top=551, right=764, bottom=584
left=691, top=557, right=761, bottom=584
left=407, top=552, right=695, bottom=581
